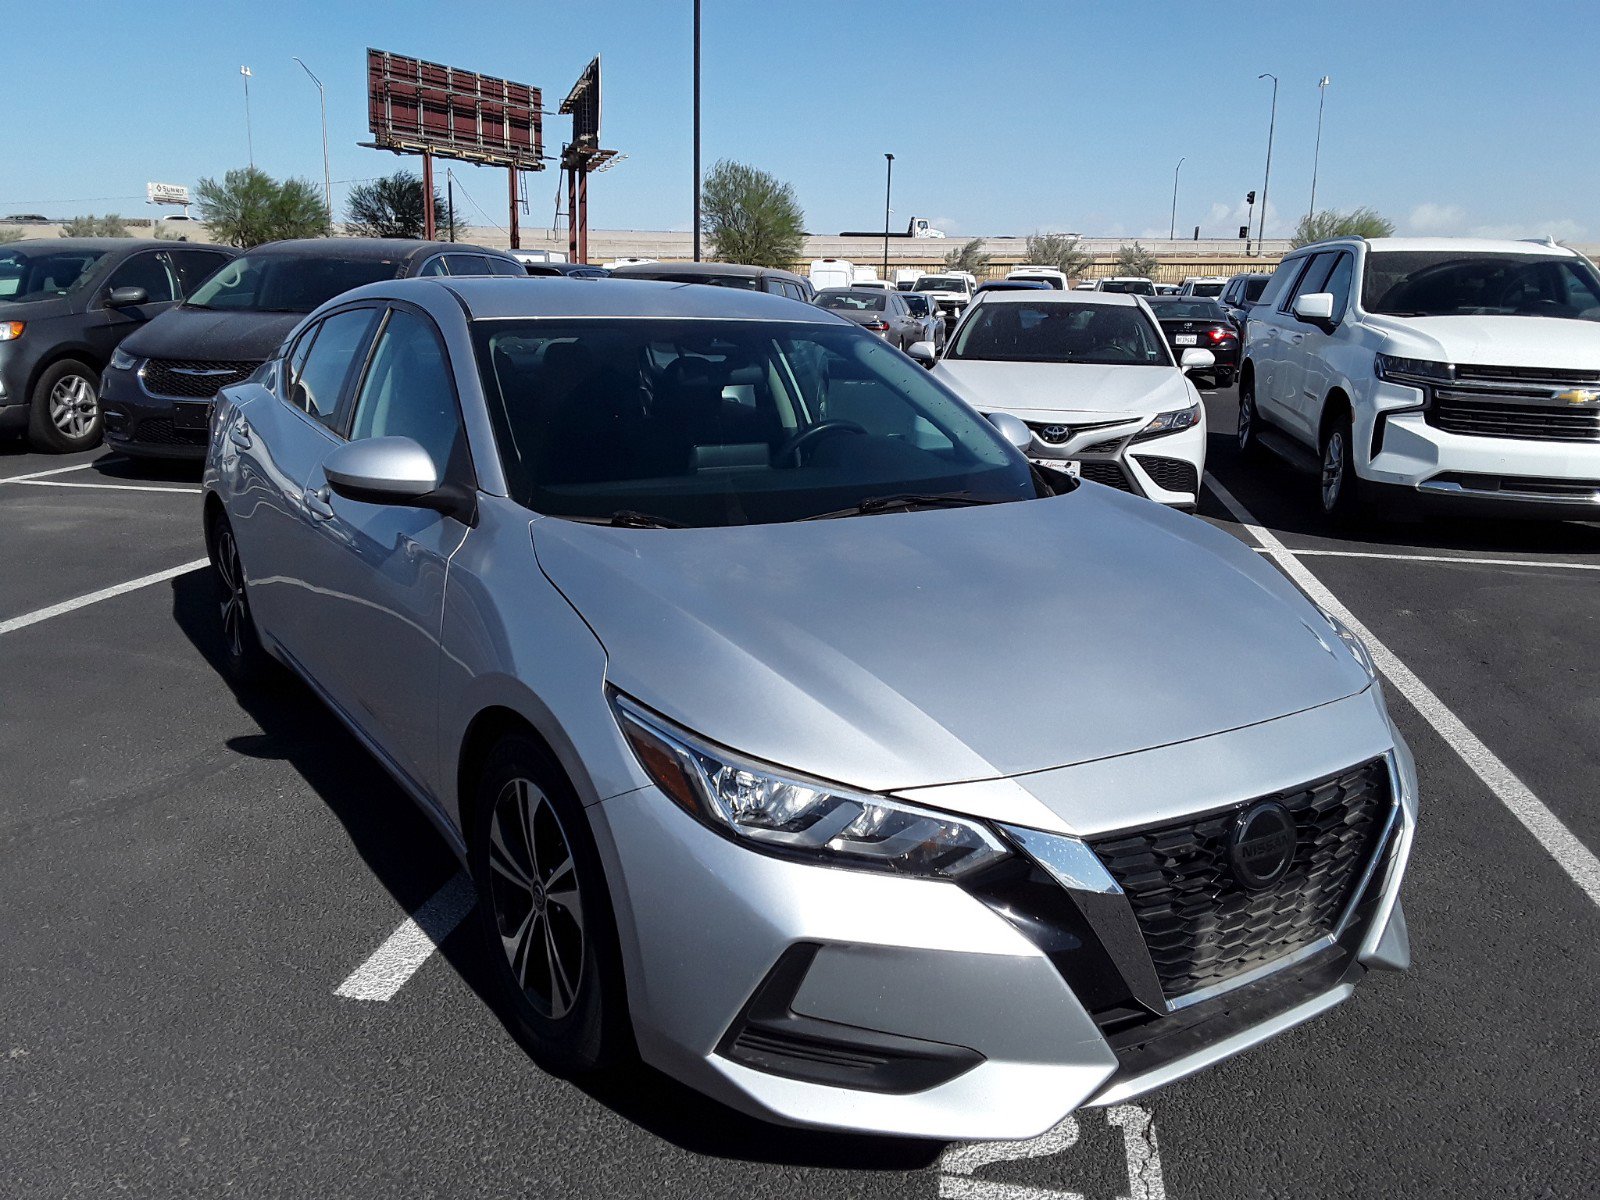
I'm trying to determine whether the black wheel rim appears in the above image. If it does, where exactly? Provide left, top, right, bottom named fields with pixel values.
left=1237, top=389, right=1253, bottom=449
left=1322, top=429, right=1346, bottom=512
left=215, top=526, right=248, bottom=659
left=488, top=777, right=586, bottom=1019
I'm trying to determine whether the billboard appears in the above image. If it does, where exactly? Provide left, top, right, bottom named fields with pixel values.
left=146, top=182, right=191, bottom=207
left=560, top=57, right=602, bottom=150
left=366, top=48, right=543, bottom=169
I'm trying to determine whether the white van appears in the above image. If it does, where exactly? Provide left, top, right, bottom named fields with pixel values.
left=809, top=258, right=856, bottom=292
left=1006, top=266, right=1071, bottom=290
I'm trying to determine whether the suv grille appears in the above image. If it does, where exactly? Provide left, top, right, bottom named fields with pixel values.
left=1089, top=759, right=1391, bottom=1000
left=143, top=359, right=258, bottom=400
left=1133, top=455, right=1198, bottom=495
left=130, top=417, right=206, bottom=446
left=1425, top=364, right=1600, bottom=443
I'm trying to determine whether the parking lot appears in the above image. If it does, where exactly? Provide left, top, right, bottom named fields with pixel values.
left=4, top=380, right=1598, bottom=1199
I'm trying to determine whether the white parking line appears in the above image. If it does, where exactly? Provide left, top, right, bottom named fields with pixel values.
left=4, top=478, right=202, bottom=495
left=937, top=1106, right=1165, bottom=1199
left=1208, top=473, right=1600, bottom=908
left=0, top=559, right=209, bottom=636
left=335, top=872, right=476, bottom=1002
left=0, top=462, right=98, bottom=484
left=1249, top=546, right=1600, bottom=571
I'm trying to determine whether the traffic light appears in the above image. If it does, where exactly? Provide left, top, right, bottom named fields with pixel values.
left=1246, top=191, right=1256, bottom=205
left=1239, top=225, right=1250, bottom=239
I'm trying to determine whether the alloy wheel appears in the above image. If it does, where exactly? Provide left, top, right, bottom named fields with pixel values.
left=49, top=373, right=98, bottom=439
left=1237, top=388, right=1254, bottom=450
left=1322, top=429, right=1346, bottom=512
left=215, top=526, right=248, bottom=660
left=488, top=777, right=586, bottom=1019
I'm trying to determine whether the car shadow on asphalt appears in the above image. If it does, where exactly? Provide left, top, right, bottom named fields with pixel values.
left=167, top=570, right=943, bottom=1172
left=94, top=452, right=204, bottom=485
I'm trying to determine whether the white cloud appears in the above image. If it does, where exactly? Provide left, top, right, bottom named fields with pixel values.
left=1404, top=203, right=1467, bottom=235
left=1470, top=217, right=1589, bottom=242
left=926, top=215, right=960, bottom=236
left=1404, top=203, right=1589, bottom=242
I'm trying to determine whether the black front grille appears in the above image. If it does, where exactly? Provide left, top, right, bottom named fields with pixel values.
left=1134, top=455, right=1199, bottom=495
left=1455, top=363, right=1600, bottom=386
left=1078, top=460, right=1135, bottom=492
left=130, top=417, right=205, bottom=446
left=1090, top=759, right=1391, bottom=1000
left=143, top=359, right=258, bottom=399
left=1427, top=394, right=1600, bottom=442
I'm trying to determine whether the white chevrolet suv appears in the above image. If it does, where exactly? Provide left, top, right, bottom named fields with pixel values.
left=1239, top=236, right=1600, bottom=520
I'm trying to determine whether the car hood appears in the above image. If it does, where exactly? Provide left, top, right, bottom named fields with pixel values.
left=933, top=359, right=1192, bottom=420
left=532, top=488, right=1371, bottom=794
left=1366, top=314, right=1600, bottom=368
left=119, top=306, right=305, bottom=362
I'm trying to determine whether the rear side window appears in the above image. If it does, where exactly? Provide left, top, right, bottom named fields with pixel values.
left=487, top=256, right=525, bottom=277
left=442, top=254, right=495, bottom=276
left=290, top=308, right=379, bottom=428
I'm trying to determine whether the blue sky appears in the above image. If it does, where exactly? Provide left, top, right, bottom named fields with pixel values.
left=7, top=1, right=1595, bottom=242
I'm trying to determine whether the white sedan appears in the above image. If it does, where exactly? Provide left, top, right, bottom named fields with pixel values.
left=912, top=291, right=1214, bottom=508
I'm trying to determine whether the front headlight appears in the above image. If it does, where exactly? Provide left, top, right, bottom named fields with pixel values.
left=612, top=693, right=1010, bottom=879
left=109, top=347, right=140, bottom=371
left=1374, top=354, right=1453, bottom=385
left=1317, top=606, right=1378, bottom=680
left=1134, top=401, right=1201, bottom=441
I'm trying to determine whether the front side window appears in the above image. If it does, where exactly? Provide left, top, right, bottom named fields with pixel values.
left=1321, top=254, right=1355, bottom=322
left=1361, top=251, right=1600, bottom=321
left=105, top=252, right=177, bottom=303
left=0, top=248, right=107, bottom=302
left=1281, top=253, right=1336, bottom=311
left=472, top=318, right=1033, bottom=527
left=1255, top=264, right=1301, bottom=312
left=903, top=294, right=930, bottom=317
left=187, top=255, right=400, bottom=313
left=349, top=309, right=466, bottom=475
left=289, top=308, right=379, bottom=425
left=947, top=302, right=1169, bottom=366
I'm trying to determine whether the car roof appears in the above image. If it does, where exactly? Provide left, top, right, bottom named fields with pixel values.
left=242, top=237, right=510, bottom=262
left=610, top=260, right=806, bottom=283
left=2, top=237, right=176, bottom=254
left=1362, top=236, right=1576, bottom=257
left=341, top=275, right=837, bottom=322
left=978, top=289, right=1141, bottom=307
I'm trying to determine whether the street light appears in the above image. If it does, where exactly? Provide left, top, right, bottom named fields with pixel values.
left=240, top=65, right=254, bottom=169
left=1169, top=156, right=1185, bottom=241
left=692, top=0, right=702, bottom=262
left=293, top=57, right=332, bottom=224
left=1308, top=75, right=1331, bottom=222
left=882, top=153, right=895, bottom=279
left=1256, top=73, right=1278, bottom=255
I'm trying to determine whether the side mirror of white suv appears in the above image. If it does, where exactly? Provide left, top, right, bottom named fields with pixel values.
left=1292, top=292, right=1335, bottom=322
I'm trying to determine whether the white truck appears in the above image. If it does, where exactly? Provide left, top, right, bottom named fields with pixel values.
left=912, top=272, right=979, bottom=330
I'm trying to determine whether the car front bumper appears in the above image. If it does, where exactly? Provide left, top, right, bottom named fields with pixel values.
left=591, top=688, right=1415, bottom=1140
left=100, top=361, right=211, bottom=460
left=1028, top=416, right=1207, bottom=509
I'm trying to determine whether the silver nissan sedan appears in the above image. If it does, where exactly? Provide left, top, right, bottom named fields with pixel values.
left=201, top=277, right=1416, bottom=1141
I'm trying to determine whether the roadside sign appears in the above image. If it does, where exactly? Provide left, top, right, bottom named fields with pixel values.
left=147, top=182, right=191, bottom=207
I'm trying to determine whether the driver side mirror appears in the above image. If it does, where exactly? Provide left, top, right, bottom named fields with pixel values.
left=984, top=411, right=1032, bottom=453
left=907, top=340, right=937, bottom=366
left=105, top=286, right=149, bottom=309
left=323, top=435, right=476, bottom=524
left=1292, top=292, right=1335, bottom=323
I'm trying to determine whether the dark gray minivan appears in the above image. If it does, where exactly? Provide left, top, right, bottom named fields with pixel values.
left=0, top=239, right=237, bottom=452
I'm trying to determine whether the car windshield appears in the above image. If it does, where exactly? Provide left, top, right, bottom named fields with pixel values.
left=185, top=254, right=400, bottom=313
left=915, top=276, right=966, bottom=292
left=473, top=318, right=1034, bottom=528
left=0, top=248, right=107, bottom=303
left=1362, top=251, right=1600, bottom=320
left=1149, top=300, right=1225, bottom=319
left=1098, top=279, right=1155, bottom=295
left=947, top=301, right=1169, bottom=365
left=818, top=291, right=885, bottom=311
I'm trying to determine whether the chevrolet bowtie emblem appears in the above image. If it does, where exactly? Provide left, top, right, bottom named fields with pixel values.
left=1555, top=388, right=1599, bottom=405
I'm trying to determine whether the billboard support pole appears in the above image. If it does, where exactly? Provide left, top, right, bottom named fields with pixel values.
left=567, top=167, right=579, bottom=263
left=422, top=150, right=436, bottom=240
left=508, top=168, right=521, bottom=249
left=577, top=168, right=589, bottom=265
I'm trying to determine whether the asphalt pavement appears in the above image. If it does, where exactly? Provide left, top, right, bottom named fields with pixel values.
left=4, top=391, right=1597, bottom=1199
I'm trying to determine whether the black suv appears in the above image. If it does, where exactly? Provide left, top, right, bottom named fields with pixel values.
left=101, top=238, right=522, bottom=460
left=0, top=239, right=237, bottom=452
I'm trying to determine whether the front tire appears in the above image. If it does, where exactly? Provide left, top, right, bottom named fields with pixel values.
left=1320, top=412, right=1362, bottom=521
left=206, top=508, right=275, bottom=685
left=1237, top=373, right=1264, bottom=458
left=469, top=734, right=631, bottom=1076
left=28, top=359, right=102, bottom=453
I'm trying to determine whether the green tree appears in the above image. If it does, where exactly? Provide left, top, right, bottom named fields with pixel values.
left=942, top=237, right=990, bottom=276
left=195, top=167, right=329, bottom=249
left=1114, top=241, right=1160, bottom=278
left=700, top=159, right=806, bottom=268
left=1292, top=206, right=1396, bottom=248
left=345, top=170, right=467, bottom=241
left=1025, top=232, right=1091, bottom=279
left=60, top=213, right=131, bottom=237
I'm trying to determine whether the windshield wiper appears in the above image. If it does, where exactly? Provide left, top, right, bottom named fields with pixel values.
left=609, top=509, right=684, bottom=529
left=802, top=491, right=1007, bottom=520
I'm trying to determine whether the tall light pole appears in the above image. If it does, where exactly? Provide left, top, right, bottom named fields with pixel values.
left=692, top=0, right=702, bottom=261
left=1308, top=75, right=1331, bottom=222
left=293, top=57, right=332, bottom=223
left=1256, top=73, right=1278, bottom=255
left=882, top=153, right=895, bottom=279
left=240, top=66, right=254, bottom=169
left=1169, top=156, right=1185, bottom=241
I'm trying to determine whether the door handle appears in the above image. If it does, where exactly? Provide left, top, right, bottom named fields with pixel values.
left=305, top=485, right=335, bottom=521
left=228, top=417, right=252, bottom=449
left=1290, top=333, right=1305, bottom=344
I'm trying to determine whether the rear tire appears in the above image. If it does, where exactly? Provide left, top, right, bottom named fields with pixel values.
left=469, top=733, right=631, bottom=1076
left=28, top=359, right=102, bottom=453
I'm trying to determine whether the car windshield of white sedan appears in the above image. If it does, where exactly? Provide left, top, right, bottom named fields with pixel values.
left=184, top=255, right=400, bottom=314
left=473, top=319, right=1035, bottom=527
left=0, top=248, right=107, bottom=302
left=947, top=302, right=1169, bottom=365
left=1363, top=252, right=1600, bottom=321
